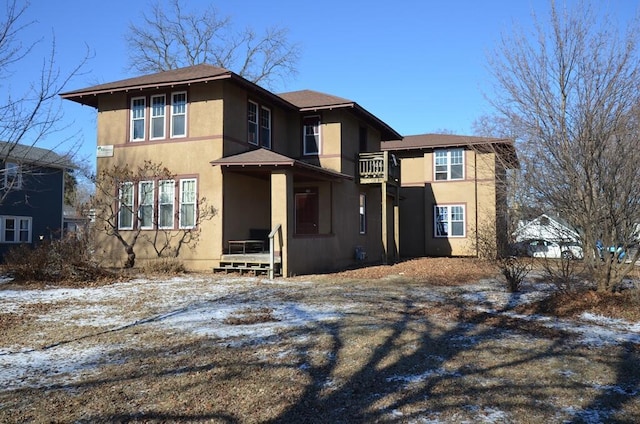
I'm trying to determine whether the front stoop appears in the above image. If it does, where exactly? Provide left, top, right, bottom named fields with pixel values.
left=213, top=253, right=282, bottom=276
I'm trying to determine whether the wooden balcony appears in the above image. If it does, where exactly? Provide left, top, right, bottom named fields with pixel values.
left=358, top=151, right=400, bottom=185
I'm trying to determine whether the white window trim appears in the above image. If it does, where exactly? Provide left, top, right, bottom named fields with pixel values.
left=248, top=100, right=259, bottom=146
left=130, top=97, right=146, bottom=141
left=434, top=204, right=466, bottom=238
left=359, top=193, right=366, bottom=234
left=179, top=178, right=197, bottom=229
left=118, top=182, right=134, bottom=230
left=260, top=105, right=272, bottom=149
left=0, top=215, right=32, bottom=243
left=303, top=115, right=321, bottom=156
left=3, top=162, right=22, bottom=190
left=138, top=180, right=155, bottom=230
left=158, top=179, right=175, bottom=229
left=150, top=94, right=166, bottom=140
left=434, top=148, right=465, bottom=181
left=171, top=91, right=187, bottom=138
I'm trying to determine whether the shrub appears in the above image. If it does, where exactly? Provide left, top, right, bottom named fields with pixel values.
left=141, top=257, right=187, bottom=274
left=3, top=237, right=112, bottom=283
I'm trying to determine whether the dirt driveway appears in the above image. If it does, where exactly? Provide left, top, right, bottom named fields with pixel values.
left=1, top=258, right=639, bottom=423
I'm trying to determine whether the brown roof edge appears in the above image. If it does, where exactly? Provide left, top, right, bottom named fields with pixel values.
left=61, top=64, right=298, bottom=111
left=210, top=148, right=353, bottom=181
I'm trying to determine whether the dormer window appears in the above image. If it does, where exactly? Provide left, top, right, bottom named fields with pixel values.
left=303, top=115, right=320, bottom=155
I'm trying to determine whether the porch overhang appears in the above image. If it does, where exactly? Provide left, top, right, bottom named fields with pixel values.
left=210, top=148, right=353, bottom=182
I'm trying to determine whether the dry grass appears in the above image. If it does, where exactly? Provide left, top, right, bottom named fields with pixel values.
left=1, top=258, right=639, bottom=423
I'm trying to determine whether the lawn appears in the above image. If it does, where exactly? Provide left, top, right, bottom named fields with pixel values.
left=0, top=258, right=639, bottom=423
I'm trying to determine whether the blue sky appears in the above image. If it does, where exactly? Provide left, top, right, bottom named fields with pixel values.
left=11, top=0, right=639, bottom=167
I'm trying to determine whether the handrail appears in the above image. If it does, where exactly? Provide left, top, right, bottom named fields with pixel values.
left=268, top=224, right=282, bottom=279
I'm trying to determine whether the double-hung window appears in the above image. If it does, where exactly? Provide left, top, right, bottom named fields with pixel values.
left=171, top=92, right=187, bottom=137
left=118, top=182, right=134, bottom=230
left=158, top=180, right=175, bottom=229
left=434, top=148, right=464, bottom=180
left=131, top=97, right=146, bottom=141
left=247, top=101, right=259, bottom=145
left=138, top=181, right=154, bottom=229
left=303, top=116, right=320, bottom=155
left=3, top=162, right=22, bottom=190
left=179, top=179, right=196, bottom=228
left=260, top=106, right=271, bottom=149
left=1, top=216, right=31, bottom=243
left=434, top=205, right=465, bottom=237
left=150, top=95, right=166, bottom=139
left=359, top=193, right=366, bottom=234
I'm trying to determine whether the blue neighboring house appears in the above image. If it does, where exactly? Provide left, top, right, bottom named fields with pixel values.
left=0, top=141, right=75, bottom=258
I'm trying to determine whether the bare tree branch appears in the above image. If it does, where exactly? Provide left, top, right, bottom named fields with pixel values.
left=124, top=0, right=300, bottom=88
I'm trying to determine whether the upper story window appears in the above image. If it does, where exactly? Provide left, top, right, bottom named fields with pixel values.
left=434, top=148, right=464, bottom=181
left=303, top=115, right=320, bottom=155
left=248, top=101, right=258, bottom=145
left=130, top=91, right=187, bottom=142
left=150, top=95, right=166, bottom=139
left=171, top=92, right=187, bottom=138
left=131, top=97, right=146, bottom=141
left=260, top=106, right=271, bottom=149
left=247, top=100, right=272, bottom=149
left=3, top=162, right=22, bottom=190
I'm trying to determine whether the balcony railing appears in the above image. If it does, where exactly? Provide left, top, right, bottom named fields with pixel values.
left=358, top=151, right=400, bottom=185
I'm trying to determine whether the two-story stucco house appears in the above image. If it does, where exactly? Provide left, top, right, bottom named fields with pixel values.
left=382, top=134, right=518, bottom=258
left=61, top=64, right=401, bottom=276
left=0, top=141, right=75, bottom=257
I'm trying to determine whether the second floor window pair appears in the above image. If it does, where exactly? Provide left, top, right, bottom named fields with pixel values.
left=248, top=101, right=271, bottom=149
left=131, top=92, right=187, bottom=141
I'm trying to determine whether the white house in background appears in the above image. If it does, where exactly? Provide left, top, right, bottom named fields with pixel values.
left=513, top=214, right=579, bottom=243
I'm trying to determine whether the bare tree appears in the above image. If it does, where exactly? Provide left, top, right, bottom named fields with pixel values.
left=0, top=0, right=89, bottom=205
left=485, top=1, right=640, bottom=292
left=125, top=0, right=300, bottom=89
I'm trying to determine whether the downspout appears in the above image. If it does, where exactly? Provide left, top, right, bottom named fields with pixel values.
left=475, top=151, right=479, bottom=257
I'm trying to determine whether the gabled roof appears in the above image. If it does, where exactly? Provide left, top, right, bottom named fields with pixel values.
left=210, top=148, right=352, bottom=181
left=0, top=141, right=75, bottom=169
left=278, top=89, right=402, bottom=141
left=382, top=133, right=519, bottom=168
left=61, top=64, right=295, bottom=110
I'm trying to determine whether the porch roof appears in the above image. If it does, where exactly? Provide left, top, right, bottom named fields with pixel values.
left=210, top=148, right=353, bottom=182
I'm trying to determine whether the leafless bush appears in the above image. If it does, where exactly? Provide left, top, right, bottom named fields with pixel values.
left=498, top=256, right=532, bottom=293
left=3, top=236, right=112, bottom=283
left=140, top=257, right=187, bottom=274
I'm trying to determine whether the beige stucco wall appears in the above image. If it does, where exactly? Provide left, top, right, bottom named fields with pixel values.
left=397, top=149, right=499, bottom=258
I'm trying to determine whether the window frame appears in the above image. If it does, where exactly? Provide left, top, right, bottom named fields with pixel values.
left=150, top=94, right=166, bottom=140
left=434, top=148, right=464, bottom=181
left=359, top=193, right=366, bottom=234
left=130, top=97, right=146, bottom=141
left=118, top=182, right=135, bottom=230
left=170, top=91, right=187, bottom=138
left=0, top=216, right=32, bottom=243
left=3, top=162, right=22, bottom=190
left=303, top=115, right=321, bottom=156
left=138, top=180, right=155, bottom=230
left=179, top=178, right=197, bottom=229
left=434, top=204, right=466, bottom=238
left=158, top=179, right=175, bottom=229
left=248, top=100, right=259, bottom=146
left=260, top=106, right=272, bottom=149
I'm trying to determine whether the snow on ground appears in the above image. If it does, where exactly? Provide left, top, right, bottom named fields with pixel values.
left=1, top=274, right=639, bottom=395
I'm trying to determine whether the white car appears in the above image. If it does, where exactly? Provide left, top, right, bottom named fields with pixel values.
left=525, top=239, right=584, bottom=260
